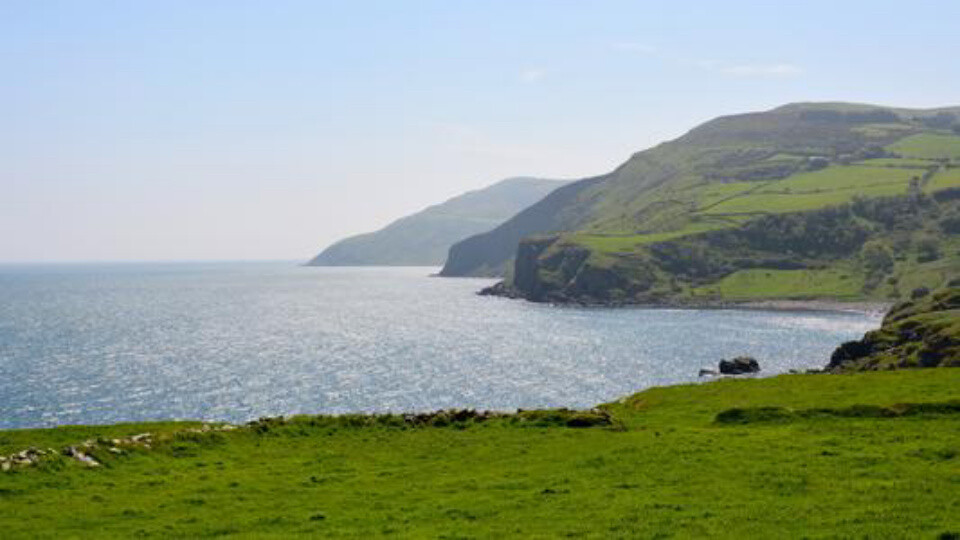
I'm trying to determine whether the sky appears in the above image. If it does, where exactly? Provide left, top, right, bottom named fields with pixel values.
left=2, top=0, right=959, bottom=262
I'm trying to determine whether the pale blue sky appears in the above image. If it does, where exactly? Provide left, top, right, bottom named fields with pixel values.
left=2, top=0, right=958, bottom=261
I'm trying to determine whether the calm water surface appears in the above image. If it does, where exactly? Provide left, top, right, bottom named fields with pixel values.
left=0, top=263, right=880, bottom=429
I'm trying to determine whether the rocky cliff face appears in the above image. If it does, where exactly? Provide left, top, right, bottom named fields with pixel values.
left=438, top=176, right=605, bottom=276
left=487, top=235, right=659, bottom=304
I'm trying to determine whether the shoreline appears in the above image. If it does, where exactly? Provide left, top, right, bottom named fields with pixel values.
left=0, top=370, right=816, bottom=434
left=734, top=299, right=891, bottom=317
left=480, top=285, right=891, bottom=316
left=0, top=362, right=838, bottom=433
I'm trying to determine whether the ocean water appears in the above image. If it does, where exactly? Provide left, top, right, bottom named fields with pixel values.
left=0, top=262, right=881, bottom=429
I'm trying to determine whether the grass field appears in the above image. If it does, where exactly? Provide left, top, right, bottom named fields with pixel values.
left=692, top=267, right=865, bottom=300
left=887, top=133, right=960, bottom=160
left=697, top=166, right=915, bottom=215
left=567, top=222, right=729, bottom=253
left=926, top=168, right=960, bottom=192
left=1, top=370, right=958, bottom=538
left=855, top=157, right=938, bottom=168
left=702, top=184, right=910, bottom=215
left=693, top=181, right=767, bottom=210
left=756, top=165, right=917, bottom=194
left=851, top=122, right=916, bottom=138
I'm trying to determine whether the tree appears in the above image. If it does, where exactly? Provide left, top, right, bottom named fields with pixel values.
left=915, top=234, right=941, bottom=262
left=860, top=240, right=894, bottom=273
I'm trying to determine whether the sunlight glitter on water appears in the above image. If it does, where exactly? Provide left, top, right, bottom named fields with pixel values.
left=0, top=263, right=881, bottom=428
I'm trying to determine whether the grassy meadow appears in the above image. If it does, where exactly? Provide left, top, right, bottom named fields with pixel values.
left=888, top=133, right=960, bottom=160
left=692, top=267, right=865, bottom=299
left=926, top=168, right=960, bottom=192
left=1, top=369, right=958, bottom=538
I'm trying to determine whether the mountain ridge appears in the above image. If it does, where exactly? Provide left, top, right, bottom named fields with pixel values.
left=307, top=177, right=567, bottom=266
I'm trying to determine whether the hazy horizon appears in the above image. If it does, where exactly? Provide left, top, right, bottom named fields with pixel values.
left=3, top=0, right=960, bottom=262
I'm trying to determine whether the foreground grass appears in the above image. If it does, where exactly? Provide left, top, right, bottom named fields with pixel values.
left=1, top=370, right=959, bottom=538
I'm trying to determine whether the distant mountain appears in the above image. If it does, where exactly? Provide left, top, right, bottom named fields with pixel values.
left=442, top=102, right=960, bottom=304
left=307, top=177, right=567, bottom=266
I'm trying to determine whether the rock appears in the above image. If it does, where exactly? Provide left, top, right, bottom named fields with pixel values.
left=77, top=454, right=100, bottom=467
left=911, top=286, right=931, bottom=300
left=719, top=356, right=760, bottom=375
left=698, top=368, right=718, bottom=377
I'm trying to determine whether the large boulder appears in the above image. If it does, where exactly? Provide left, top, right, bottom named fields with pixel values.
left=719, top=356, right=760, bottom=375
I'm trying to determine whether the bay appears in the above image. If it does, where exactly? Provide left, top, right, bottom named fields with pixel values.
left=0, top=262, right=880, bottom=429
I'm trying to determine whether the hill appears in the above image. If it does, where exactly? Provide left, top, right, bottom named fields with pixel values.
left=307, top=177, right=566, bottom=266
left=441, top=103, right=960, bottom=304
left=2, top=369, right=958, bottom=537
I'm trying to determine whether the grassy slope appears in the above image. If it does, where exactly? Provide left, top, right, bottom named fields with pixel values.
left=890, top=133, right=960, bottom=160
left=442, top=104, right=960, bottom=292
left=576, top=133, right=959, bottom=252
left=2, top=370, right=959, bottom=538
left=531, top=125, right=960, bottom=302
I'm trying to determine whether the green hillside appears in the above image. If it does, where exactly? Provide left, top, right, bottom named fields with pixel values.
left=443, top=103, right=960, bottom=304
left=829, top=286, right=960, bottom=371
left=307, top=177, right=565, bottom=266
left=2, top=369, right=958, bottom=537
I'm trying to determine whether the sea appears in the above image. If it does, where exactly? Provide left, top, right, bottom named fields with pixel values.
left=0, top=262, right=881, bottom=429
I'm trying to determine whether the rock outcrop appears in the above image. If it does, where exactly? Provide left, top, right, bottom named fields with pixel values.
left=827, top=287, right=960, bottom=371
left=719, top=357, right=761, bottom=375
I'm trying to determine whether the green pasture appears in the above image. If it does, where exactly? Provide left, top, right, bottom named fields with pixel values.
left=1, top=370, right=958, bottom=538
left=888, top=133, right=960, bottom=160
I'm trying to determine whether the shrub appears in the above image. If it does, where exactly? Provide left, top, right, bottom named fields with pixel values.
left=860, top=240, right=894, bottom=273
left=915, top=235, right=941, bottom=262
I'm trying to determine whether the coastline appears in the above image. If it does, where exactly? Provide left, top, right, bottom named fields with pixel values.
left=479, top=283, right=891, bottom=317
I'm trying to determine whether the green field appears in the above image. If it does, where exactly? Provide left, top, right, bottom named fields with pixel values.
left=756, top=165, right=917, bottom=194
left=851, top=122, right=916, bottom=138
left=855, top=157, right=938, bottom=168
left=888, top=133, right=960, bottom=160
left=926, top=168, right=960, bottom=192
left=693, top=181, right=766, bottom=210
left=692, top=267, right=865, bottom=299
left=567, top=222, right=730, bottom=253
left=697, top=166, right=915, bottom=215
left=702, top=183, right=910, bottom=215
left=2, top=370, right=959, bottom=538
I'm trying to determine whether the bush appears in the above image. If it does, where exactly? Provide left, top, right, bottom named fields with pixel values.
left=939, top=211, right=960, bottom=234
left=860, top=240, right=894, bottom=273
left=915, top=235, right=941, bottom=262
